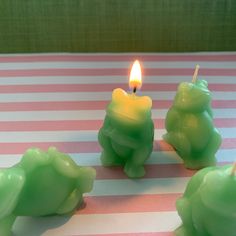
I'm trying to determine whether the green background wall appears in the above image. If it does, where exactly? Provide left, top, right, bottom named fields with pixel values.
left=0, top=0, right=235, bottom=53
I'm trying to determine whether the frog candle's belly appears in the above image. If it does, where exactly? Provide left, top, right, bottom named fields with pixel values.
left=182, top=112, right=214, bottom=151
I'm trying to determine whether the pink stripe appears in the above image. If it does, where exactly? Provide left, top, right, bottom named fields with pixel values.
left=0, top=120, right=103, bottom=131
left=1, top=83, right=236, bottom=93
left=0, top=100, right=235, bottom=111
left=0, top=142, right=100, bottom=154
left=154, top=139, right=234, bottom=152
left=0, top=101, right=108, bottom=111
left=0, top=139, right=233, bottom=155
left=0, top=68, right=236, bottom=77
left=211, top=100, right=236, bottom=109
left=79, top=193, right=181, bottom=214
left=0, top=54, right=236, bottom=62
left=160, top=118, right=236, bottom=129
left=213, top=118, right=236, bottom=128
left=209, top=84, right=236, bottom=91
left=0, top=118, right=234, bottom=131
left=94, top=164, right=196, bottom=179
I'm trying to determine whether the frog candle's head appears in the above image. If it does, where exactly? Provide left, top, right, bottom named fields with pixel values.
left=174, top=80, right=211, bottom=113
left=107, top=88, right=152, bottom=133
left=199, top=165, right=236, bottom=216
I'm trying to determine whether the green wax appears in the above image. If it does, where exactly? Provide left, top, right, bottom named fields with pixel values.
left=98, top=88, right=154, bottom=178
left=163, top=80, right=222, bottom=169
left=0, top=147, right=96, bottom=236
left=175, top=164, right=236, bottom=236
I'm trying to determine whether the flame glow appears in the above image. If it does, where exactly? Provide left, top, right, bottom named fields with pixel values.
left=129, top=60, right=142, bottom=91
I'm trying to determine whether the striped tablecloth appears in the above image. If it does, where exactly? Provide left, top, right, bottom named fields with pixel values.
left=0, top=53, right=235, bottom=236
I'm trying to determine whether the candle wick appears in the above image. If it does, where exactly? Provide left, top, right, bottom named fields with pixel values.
left=133, top=87, right=137, bottom=93
left=192, top=64, right=200, bottom=83
left=230, top=162, right=236, bottom=176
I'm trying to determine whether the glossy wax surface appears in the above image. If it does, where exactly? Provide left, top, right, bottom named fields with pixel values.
left=163, top=80, right=222, bottom=169
left=0, top=147, right=96, bottom=236
left=175, top=164, right=236, bottom=236
left=98, top=88, right=154, bottom=178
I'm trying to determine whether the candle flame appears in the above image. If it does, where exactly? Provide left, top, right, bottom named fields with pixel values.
left=129, top=60, right=142, bottom=92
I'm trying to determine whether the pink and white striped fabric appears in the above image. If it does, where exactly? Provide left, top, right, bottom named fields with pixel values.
left=0, top=53, right=235, bottom=236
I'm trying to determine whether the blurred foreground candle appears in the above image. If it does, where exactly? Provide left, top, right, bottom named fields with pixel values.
left=0, top=147, right=96, bottom=236
left=175, top=163, right=236, bottom=236
left=163, top=65, right=222, bottom=169
left=98, top=60, right=154, bottom=178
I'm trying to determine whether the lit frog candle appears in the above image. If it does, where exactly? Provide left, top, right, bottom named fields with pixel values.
left=98, top=60, right=154, bottom=178
left=163, top=65, right=222, bottom=169
left=175, top=163, right=236, bottom=236
left=0, top=147, right=96, bottom=236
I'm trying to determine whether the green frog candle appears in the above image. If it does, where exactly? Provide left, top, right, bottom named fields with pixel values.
left=163, top=65, right=222, bottom=169
left=0, top=147, right=96, bottom=236
left=98, top=60, right=154, bottom=178
left=175, top=163, right=236, bottom=236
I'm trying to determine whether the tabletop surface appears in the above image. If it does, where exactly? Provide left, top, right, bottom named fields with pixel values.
left=0, top=52, right=235, bottom=236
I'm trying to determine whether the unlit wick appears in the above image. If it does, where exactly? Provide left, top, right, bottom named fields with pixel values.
left=192, top=64, right=200, bottom=83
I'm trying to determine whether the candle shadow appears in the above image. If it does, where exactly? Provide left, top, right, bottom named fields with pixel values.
left=12, top=215, right=71, bottom=236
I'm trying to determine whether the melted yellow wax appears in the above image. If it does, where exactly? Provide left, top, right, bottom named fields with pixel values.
left=109, top=88, right=152, bottom=123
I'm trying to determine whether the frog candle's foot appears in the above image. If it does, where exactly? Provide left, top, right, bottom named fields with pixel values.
left=183, top=155, right=216, bottom=170
left=175, top=225, right=196, bottom=236
left=195, top=128, right=222, bottom=169
left=124, top=162, right=145, bottom=178
left=56, top=165, right=96, bottom=215
left=77, top=167, right=96, bottom=194
left=56, top=189, right=83, bottom=215
left=123, top=146, right=152, bottom=178
left=183, top=129, right=222, bottom=170
left=100, top=150, right=124, bottom=166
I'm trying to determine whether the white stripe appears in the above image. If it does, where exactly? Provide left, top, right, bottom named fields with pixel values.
left=213, top=109, right=236, bottom=118
left=74, top=151, right=182, bottom=166
left=75, top=149, right=235, bottom=166
left=0, top=108, right=235, bottom=121
left=0, top=130, right=157, bottom=142
left=13, top=212, right=181, bottom=235
left=0, top=151, right=180, bottom=168
left=0, top=76, right=236, bottom=85
left=0, top=127, right=233, bottom=143
left=0, top=110, right=108, bottom=121
left=90, top=178, right=189, bottom=196
left=0, top=91, right=234, bottom=102
left=0, top=61, right=236, bottom=70
left=0, top=149, right=234, bottom=168
left=73, top=149, right=236, bottom=166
